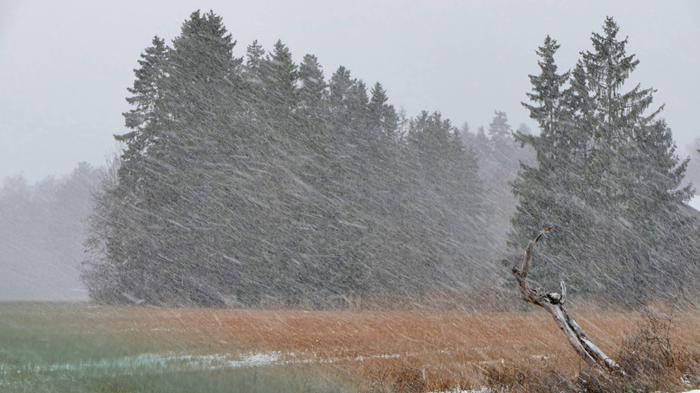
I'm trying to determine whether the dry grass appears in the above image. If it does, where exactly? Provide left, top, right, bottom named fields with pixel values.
left=85, top=304, right=700, bottom=391
left=483, top=311, right=700, bottom=392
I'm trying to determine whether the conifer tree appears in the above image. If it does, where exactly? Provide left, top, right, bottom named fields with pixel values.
left=511, top=35, right=572, bottom=233
left=368, top=82, right=398, bottom=137
left=509, top=35, right=591, bottom=289
left=118, top=36, right=168, bottom=157
left=329, top=66, right=354, bottom=126
left=520, top=36, right=569, bottom=142
left=298, top=54, right=327, bottom=116
left=125, top=10, right=243, bottom=305
left=86, top=36, right=170, bottom=303
left=243, top=40, right=265, bottom=83
left=261, top=40, right=298, bottom=116
left=511, top=18, right=696, bottom=300
left=487, top=110, right=512, bottom=144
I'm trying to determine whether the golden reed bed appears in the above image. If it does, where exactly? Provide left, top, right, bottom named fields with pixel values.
left=89, top=305, right=700, bottom=390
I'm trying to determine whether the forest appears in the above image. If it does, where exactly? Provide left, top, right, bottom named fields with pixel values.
left=64, top=11, right=700, bottom=308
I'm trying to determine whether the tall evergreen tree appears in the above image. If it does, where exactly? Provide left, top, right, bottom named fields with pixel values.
left=487, top=110, right=512, bottom=144
left=368, top=82, right=398, bottom=137
left=298, top=54, right=327, bottom=116
left=85, top=36, right=170, bottom=303
left=261, top=40, right=298, bottom=117
left=243, top=40, right=265, bottom=83
left=520, top=36, right=570, bottom=142
left=118, top=36, right=168, bottom=157
left=511, top=18, right=696, bottom=301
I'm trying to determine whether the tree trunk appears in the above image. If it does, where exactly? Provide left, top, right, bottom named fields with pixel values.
left=512, top=227, right=624, bottom=374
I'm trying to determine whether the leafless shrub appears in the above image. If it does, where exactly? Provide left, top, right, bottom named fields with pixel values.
left=483, top=311, right=700, bottom=393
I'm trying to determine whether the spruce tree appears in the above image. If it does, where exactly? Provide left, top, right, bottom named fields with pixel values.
left=118, top=36, right=168, bottom=158
left=511, top=18, right=696, bottom=301
left=298, top=54, right=327, bottom=116
left=487, top=110, right=512, bottom=144
left=510, top=35, right=591, bottom=290
left=520, top=36, right=569, bottom=142
left=511, top=35, right=572, bottom=237
left=368, top=82, right=398, bottom=137
left=243, top=40, right=265, bottom=83
left=261, top=40, right=298, bottom=116
left=329, top=66, right=354, bottom=126
left=129, top=10, right=243, bottom=305
left=87, top=36, right=169, bottom=303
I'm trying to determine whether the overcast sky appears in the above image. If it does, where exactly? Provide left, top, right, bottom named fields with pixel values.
left=1, top=0, right=698, bottom=182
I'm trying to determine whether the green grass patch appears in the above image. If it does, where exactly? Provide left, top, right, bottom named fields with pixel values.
left=0, top=302, right=356, bottom=393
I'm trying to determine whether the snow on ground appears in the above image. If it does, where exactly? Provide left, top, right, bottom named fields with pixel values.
left=1, top=350, right=408, bottom=376
left=5, top=351, right=698, bottom=392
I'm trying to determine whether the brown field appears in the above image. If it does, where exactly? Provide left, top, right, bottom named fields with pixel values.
left=89, top=305, right=700, bottom=390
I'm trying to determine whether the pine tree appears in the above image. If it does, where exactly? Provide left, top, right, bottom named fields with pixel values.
left=368, top=82, right=398, bottom=137
left=118, top=36, right=168, bottom=158
left=575, top=18, right=691, bottom=223
left=473, top=126, right=489, bottom=156
left=511, top=18, right=696, bottom=301
left=511, top=35, right=573, bottom=235
left=487, top=110, right=512, bottom=144
left=261, top=40, right=298, bottom=116
left=509, top=35, right=591, bottom=290
left=520, top=36, right=570, bottom=141
left=297, top=53, right=330, bottom=150
left=243, top=40, right=265, bottom=83
left=298, top=54, right=327, bottom=116
left=87, top=36, right=170, bottom=304
left=123, top=10, right=243, bottom=305
left=329, top=66, right=354, bottom=126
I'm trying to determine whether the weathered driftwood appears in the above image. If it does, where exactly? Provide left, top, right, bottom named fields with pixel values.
left=512, top=226, right=624, bottom=374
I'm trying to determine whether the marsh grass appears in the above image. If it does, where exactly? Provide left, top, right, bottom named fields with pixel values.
left=0, top=302, right=355, bottom=393
left=2, top=302, right=700, bottom=392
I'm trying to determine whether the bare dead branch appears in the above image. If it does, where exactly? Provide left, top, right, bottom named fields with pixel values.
left=512, top=227, right=624, bottom=375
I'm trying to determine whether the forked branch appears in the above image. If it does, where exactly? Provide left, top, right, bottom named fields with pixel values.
left=512, top=226, right=624, bottom=374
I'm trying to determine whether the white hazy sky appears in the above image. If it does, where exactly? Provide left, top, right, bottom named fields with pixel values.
left=1, top=0, right=698, bottom=181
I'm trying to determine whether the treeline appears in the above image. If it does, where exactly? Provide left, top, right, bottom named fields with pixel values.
left=83, top=11, right=500, bottom=307
left=0, top=163, right=101, bottom=300
left=83, top=12, right=699, bottom=307
left=509, top=19, right=700, bottom=304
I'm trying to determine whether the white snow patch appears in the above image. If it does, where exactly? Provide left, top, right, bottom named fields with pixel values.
left=226, top=351, right=281, bottom=368
left=0, top=352, right=281, bottom=376
left=0, top=350, right=407, bottom=376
